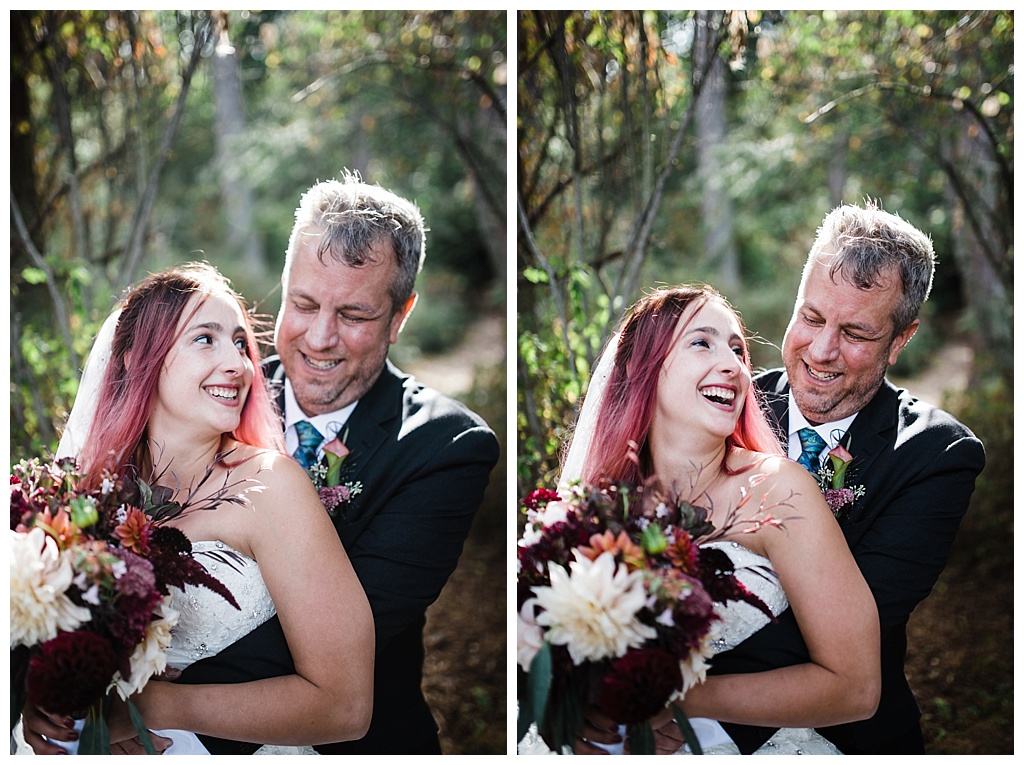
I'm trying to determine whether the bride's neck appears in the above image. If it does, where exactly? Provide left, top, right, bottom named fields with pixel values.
left=649, top=428, right=730, bottom=500
left=142, top=428, right=230, bottom=491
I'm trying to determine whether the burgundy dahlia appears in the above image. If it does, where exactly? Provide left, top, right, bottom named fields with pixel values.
left=26, top=632, right=119, bottom=716
left=523, top=488, right=561, bottom=511
left=596, top=648, right=683, bottom=724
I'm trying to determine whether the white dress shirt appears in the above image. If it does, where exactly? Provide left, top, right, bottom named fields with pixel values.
left=786, top=391, right=858, bottom=469
left=282, top=379, right=357, bottom=459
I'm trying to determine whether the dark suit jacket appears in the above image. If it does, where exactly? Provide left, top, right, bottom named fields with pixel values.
left=176, top=359, right=500, bottom=754
left=710, top=369, right=984, bottom=754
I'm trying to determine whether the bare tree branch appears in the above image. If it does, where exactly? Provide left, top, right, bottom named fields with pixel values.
left=121, top=13, right=212, bottom=285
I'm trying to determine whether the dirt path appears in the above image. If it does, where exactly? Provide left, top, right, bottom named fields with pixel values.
left=403, top=311, right=507, bottom=754
left=889, top=341, right=973, bottom=407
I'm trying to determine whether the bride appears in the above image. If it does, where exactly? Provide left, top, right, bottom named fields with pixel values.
left=17, top=263, right=374, bottom=755
left=521, top=284, right=880, bottom=755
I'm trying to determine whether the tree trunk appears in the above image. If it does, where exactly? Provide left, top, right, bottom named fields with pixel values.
left=212, top=13, right=264, bottom=275
left=694, top=11, right=739, bottom=289
left=945, top=114, right=1011, bottom=380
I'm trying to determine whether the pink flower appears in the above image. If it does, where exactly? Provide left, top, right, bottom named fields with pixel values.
left=323, top=437, right=349, bottom=460
left=826, top=443, right=853, bottom=488
left=824, top=487, right=855, bottom=514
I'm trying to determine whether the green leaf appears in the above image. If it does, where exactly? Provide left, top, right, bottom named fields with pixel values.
left=522, top=267, right=549, bottom=284
left=528, top=641, right=553, bottom=735
left=78, top=700, right=110, bottom=755
left=20, top=267, right=47, bottom=285
left=517, top=669, right=534, bottom=743
left=672, top=704, right=703, bottom=755
left=127, top=699, right=156, bottom=755
left=628, top=719, right=655, bottom=754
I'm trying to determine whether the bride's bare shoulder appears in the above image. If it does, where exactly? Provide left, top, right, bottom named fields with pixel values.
left=731, top=448, right=822, bottom=495
left=222, top=444, right=312, bottom=493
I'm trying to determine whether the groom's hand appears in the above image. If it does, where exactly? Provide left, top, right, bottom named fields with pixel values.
left=19, top=703, right=78, bottom=755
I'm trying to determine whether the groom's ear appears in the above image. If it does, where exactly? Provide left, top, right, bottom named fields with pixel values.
left=389, top=293, right=418, bottom=343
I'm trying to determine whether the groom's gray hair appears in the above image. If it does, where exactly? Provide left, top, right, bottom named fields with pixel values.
left=285, top=170, right=426, bottom=312
left=800, top=200, right=935, bottom=337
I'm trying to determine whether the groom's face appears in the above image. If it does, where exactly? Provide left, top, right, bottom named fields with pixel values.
left=275, top=229, right=413, bottom=416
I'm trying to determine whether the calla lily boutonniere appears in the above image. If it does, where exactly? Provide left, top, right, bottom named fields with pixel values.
left=814, top=441, right=866, bottom=519
left=309, top=431, right=362, bottom=518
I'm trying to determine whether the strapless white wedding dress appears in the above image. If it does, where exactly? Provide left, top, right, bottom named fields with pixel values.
left=160, top=540, right=318, bottom=756
left=12, top=540, right=316, bottom=756
left=516, top=541, right=842, bottom=756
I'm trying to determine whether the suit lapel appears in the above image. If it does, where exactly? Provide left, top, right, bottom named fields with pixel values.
left=837, top=380, right=898, bottom=524
left=265, top=356, right=403, bottom=517
left=340, top=361, right=404, bottom=485
left=758, top=371, right=896, bottom=528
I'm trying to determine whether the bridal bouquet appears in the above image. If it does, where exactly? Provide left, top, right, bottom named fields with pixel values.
left=517, top=478, right=779, bottom=754
left=10, top=457, right=241, bottom=754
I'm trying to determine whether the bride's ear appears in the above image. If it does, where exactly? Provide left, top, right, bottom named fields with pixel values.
left=124, top=349, right=133, bottom=372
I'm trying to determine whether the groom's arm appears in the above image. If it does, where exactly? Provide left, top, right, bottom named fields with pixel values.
left=843, top=428, right=984, bottom=628
left=345, top=424, right=499, bottom=648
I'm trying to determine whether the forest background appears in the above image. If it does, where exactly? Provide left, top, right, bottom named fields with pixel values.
left=10, top=10, right=506, bottom=755
left=517, top=11, right=1011, bottom=755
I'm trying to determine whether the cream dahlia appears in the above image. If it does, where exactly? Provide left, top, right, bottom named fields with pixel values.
left=111, top=598, right=179, bottom=699
left=10, top=528, right=92, bottom=649
left=534, top=551, right=656, bottom=664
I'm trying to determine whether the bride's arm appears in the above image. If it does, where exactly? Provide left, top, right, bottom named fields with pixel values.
left=678, top=458, right=881, bottom=728
left=128, top=454, right=375, bottom=746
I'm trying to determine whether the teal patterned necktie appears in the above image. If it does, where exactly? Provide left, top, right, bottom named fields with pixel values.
left=797, top=427, right=828, bottom=472
left=292, top=420, right=323, bottom=470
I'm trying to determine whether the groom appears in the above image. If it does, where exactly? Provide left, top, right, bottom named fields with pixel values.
left=176, top=175, right=499, bottom=754
left=701, top=202, right=985, bottom=754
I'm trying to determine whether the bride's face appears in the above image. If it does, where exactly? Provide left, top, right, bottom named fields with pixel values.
left=652, top=300, right=750, bottom=443
left=149, top=291, right=255, bottom=441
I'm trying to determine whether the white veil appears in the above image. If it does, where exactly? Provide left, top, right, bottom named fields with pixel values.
left=558, top=332, right=619, bottom=489
left=56, top=308, right=121, bottom=460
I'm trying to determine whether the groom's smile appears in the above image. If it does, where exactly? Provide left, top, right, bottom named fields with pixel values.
left=275, top=231, right=414, bottom=417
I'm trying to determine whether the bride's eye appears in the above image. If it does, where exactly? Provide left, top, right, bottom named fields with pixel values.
left=691, top=338, right=710, bottom=348
left=193, top=334, right=212, bottom=345
left=234, top=337, right=248, bottom=352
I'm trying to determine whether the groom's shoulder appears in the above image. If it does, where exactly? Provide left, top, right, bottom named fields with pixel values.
left=753, top=367, right=787, bottom=396
left=389, top=362, right=494, bottom=437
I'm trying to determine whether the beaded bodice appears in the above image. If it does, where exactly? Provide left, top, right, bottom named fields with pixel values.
left=702, top=540, right=789, bottom=654
left=165, top=540, right=276, bottom=670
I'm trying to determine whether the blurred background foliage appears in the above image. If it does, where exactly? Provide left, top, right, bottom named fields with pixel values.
left=10, top=11, right=506, bottom=754
left=517, top=11, right=1011, bottom=754
left=11, top=9, right=507, bottom=459
left=517, top=9, right=1011, bottom=491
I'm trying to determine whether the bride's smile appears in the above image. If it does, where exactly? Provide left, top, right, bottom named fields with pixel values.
left=149, top=291, right=254, bottom=442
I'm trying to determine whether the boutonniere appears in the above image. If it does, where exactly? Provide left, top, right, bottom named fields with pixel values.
left=814, top=441, right=865, bottom=519
left=307, top=430, right=362, bottom=518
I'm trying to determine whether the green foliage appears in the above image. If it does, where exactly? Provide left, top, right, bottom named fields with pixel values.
left=518, top=10, right=1012, bottom=499
left=12, top=10, right=506, bottom=463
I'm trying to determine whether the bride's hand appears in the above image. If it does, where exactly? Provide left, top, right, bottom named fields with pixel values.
left=572, top=706, right=621, bottom=755
left=652, top=716, right=687, bottom=755
left=111, top=732, right=173, bottom=755
left=19, top=703, right=78, bottom=755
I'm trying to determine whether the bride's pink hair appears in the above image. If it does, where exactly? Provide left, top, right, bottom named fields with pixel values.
left=579, top=284, right=783, bottom=487
left=78, top=263, right=284, bottom=486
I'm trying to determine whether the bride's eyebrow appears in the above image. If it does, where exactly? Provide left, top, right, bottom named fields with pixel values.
left=688, top=326, right=745, bottom=345
left=188, top=321, right=245, bottom=335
